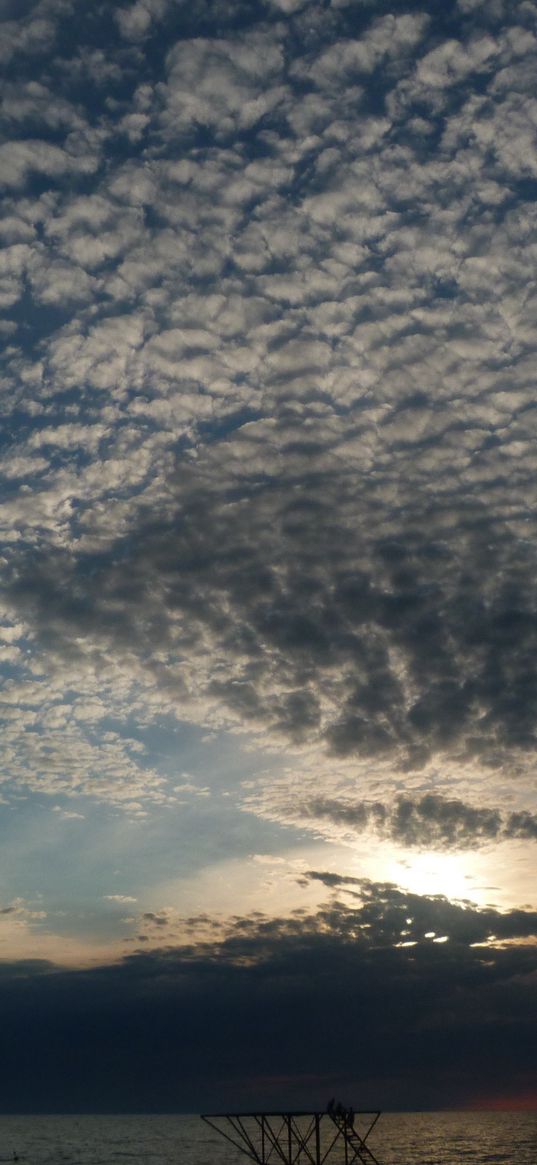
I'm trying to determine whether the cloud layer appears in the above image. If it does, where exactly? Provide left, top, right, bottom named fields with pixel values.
left=0, top=0, right=536, bottom=1054
left=300, top=794, right=537, bottom=849
left=0, top=880, right=535, bottom=1111
left=1, top=3, right=537, bottom=810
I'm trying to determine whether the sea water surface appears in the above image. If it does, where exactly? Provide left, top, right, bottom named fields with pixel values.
left=0, top=1112, right=535, bottom=1165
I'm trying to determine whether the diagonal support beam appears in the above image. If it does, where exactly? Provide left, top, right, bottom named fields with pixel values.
left=201, top=1111, right=383, bottom=1165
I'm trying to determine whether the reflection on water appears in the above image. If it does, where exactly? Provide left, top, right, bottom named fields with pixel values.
left=0, top=1112, right=535, bottom=1165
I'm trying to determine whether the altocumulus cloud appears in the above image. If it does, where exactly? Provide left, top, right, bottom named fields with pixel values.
left=1, top=0, right=537, bottom=824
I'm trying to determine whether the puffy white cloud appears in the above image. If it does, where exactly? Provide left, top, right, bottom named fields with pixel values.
left=160, top=32, right=286, bottom=135
left=115, top=0, right=169, bottom=41
left=0, top=16, right=56, bottom=65
left=0, top=81, right=84, bottom=130
left=0, top=139, right=99, bottom=188
left=299, top=13, right=429, bottom=88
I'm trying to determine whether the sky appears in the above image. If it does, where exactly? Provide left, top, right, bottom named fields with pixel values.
left=0, top=0, right=536, bottom=1115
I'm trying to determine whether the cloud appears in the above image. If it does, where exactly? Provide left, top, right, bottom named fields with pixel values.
left=0, top=883, right=534, bottom=1111
left=0, top=4, right=533, bottom=1127
left=7, top=431, right=537, bottom=800
left=0, top=81, right=84, bottom=131
left=0, top=140, right=99, bottom=188
left=295, top=794, right=537, bottom=850
left=0, top=0, right=535, bottom=856
left=161, top=31, right=286, bottom=139
left=115, top=0, right=169, bottom=42
left=0, top=14, right=56, bottom=66
left=104, top=894, right=138, bottom=903
left=294, top=12, right=429, bottom=88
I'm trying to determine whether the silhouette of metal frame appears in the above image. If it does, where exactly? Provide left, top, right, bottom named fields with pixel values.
left=201, top=1110, right=382, bottom=1165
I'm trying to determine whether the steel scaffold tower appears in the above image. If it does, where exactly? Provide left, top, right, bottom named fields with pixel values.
left=201, top=1110, right=383, bottom=1165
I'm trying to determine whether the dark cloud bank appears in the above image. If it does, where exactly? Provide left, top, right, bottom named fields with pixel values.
left=2, top=882, right=536, bottom=1113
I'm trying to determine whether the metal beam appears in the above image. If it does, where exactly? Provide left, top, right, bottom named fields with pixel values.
left=200, top=1110, right=383, bottom=1165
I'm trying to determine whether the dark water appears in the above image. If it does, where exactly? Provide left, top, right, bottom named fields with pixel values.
left=0, top=1112, right=535, bottom=1165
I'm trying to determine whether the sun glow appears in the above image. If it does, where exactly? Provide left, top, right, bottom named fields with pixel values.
left=387, top=849, right=487, bottom=905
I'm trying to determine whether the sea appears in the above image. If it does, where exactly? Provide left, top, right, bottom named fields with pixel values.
left=0, top=1112, right=534, bottom=1165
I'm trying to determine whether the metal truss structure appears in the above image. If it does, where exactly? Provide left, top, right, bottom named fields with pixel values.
left=201, top=1110, right=383, bottom=1165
